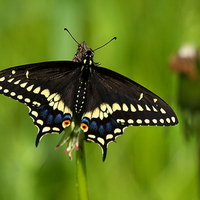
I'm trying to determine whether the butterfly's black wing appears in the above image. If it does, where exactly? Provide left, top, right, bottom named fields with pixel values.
left=0, top=61, right=82, bottom=145
left=0, top=41, right=178, bottom=161
left=81, top=66, right=178, bottom=160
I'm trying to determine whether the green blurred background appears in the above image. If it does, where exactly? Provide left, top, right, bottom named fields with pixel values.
left=0, top=0, right=199, bottom=200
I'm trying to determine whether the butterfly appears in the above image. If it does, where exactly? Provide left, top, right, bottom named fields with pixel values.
left=0, top=29, right=178, bottom=161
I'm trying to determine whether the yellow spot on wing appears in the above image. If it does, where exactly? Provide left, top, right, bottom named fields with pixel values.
left=10, top=92, right=16, bottom=96
left=3, top=89, right=9, bottom=93
left=57, top=101, right=65, bottom=112
left=138, top=93, right=144, bottom=100
left=8, top=78, right=14, bottom=83
left=97, top=137, right=105, bottom=145
left=130, top=104, right=136, bottom=112
left=64, top=106, right=72, bottom=115
left=137, top=104, right=144, bottom=111
left=17, top=95, right=23, bottom=100
left=52, top=127, right=60, bottom=132
left=33, top=87, right=41, bottom=94
left=49, top=101, right=54, bottom=107
left=24, top=98, right=31, bottom=103
left=128, top=119, right=134, bottom=124
left=42, top=127, right=51, bottom=132
left=152, top=119, right=158, bottom=123
left=27, top=84, right=34, bottom=91
left=114, top=128, right=121, bottom=134
left=84, top=111, right=92, bottom=119
left=100, top=103, right=107, bottom=111
left=0, top=77, right=5, bottom=82
left=106, top=104, right=113, bottom=114
left=145, top=105, right=151, bottom=111
left=14, top=80, right=20, bottom=85
left=54, top=94, right=61, bottom=101
left=122, top=103, right=129, bottom=111
left=41, top=89, right=50, bottom=98
left=112, top=103, right=121, bottom=112
left=99, top=111, right=104, bottom=120
left=171, top=116, right=176, bottom=123
left=160, top=108, right=166, bottom=114
left=47, top=93, right=57, bottom=101
left=153, top=98, right=158, bottom=103
left=88, top=134, right=96, bottom=139
left=136, top=119, right=142, bottom=124
left=106, top=134, right=113, bottom=140
left=92, top=107, right=100, bottom=118
left=31, top=111, right=38, bottom=117
left=144, top=119, right=150, bottom=124
left=36, top=119, right=44, bottom=125
left=26, top=71, right=29, bottom=78
left=32, top=101, right=41, bottom=106
left=20, top=82, right=28, bottom=88
left=152, top=106, right=158, bottom=112
left=53, top=101, right=59, bottom=110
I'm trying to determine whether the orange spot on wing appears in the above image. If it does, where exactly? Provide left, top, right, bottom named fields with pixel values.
left=81, top=123, right=89, bottom=132
left=62, top=120, right=71, bottom=128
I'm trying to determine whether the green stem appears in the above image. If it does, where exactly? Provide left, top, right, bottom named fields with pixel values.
left=76, top=141, right=90, bottom=200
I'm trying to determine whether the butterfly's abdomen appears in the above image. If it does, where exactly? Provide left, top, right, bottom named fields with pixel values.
left=74, top=66, right=90, bottom=114
left=74, top=81, right=87, bottom=114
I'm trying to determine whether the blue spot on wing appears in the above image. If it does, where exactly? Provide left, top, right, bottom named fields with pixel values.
left=110, top=117, right=118, bottom=126
left=81, top=117, right=89, bottom=124
left=90, top=121, right=98, bottom=132
left=82, top=116, right=121, bottom=136
left=54, top=113, right=63, bottom=123
left=46, top=114, right=53, bottom=124
left=63, top=114, right=72, bottom=121
left=105, top=122, right=112, bottom=132
left=98, top=125, right=105, bottom=135
left=40, top=109, right=48, bottom=118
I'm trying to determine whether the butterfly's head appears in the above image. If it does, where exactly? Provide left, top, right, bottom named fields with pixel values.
left=73, top=42, right=97, bottom=66
left=65, top=28, right=116, bottom=66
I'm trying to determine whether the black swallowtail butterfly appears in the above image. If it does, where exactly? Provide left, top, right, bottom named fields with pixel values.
left=0, top=29, right=178, bottom=161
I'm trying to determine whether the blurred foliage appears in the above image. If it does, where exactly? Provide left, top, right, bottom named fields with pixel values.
left=0, top=0, right=199, bottom=200
left=170, top=44, right=200, bottom=137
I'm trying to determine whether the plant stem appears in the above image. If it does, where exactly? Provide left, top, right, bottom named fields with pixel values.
left=76, top=141, right=90, bottom=200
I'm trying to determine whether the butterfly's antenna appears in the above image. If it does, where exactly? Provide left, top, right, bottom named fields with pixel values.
left=64, top=28, right=79, bottom=45
left=93, top=37, right=117, bottom=52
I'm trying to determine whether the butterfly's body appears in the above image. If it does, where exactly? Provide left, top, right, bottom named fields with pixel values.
left=0, top=41, right=178, bottom=161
